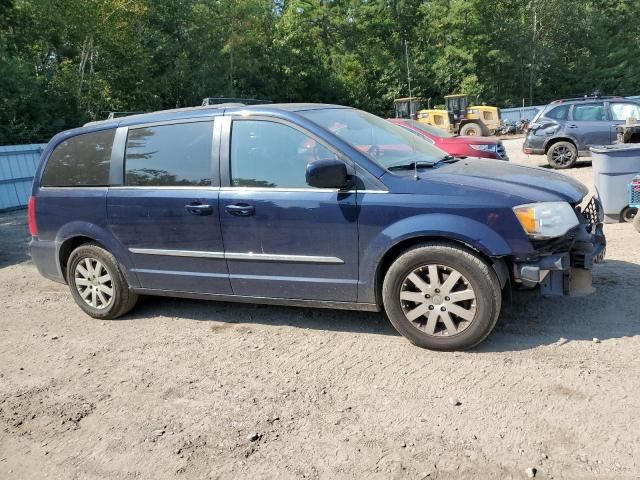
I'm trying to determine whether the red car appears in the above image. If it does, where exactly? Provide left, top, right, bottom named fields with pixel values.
left=388, top=118, right=508, bottom=161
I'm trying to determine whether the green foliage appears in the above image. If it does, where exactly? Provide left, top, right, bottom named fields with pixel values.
left=1, top=0, right=639, bottom=144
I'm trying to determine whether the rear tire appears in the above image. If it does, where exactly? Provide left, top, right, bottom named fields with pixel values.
left=382, top=242, right=502, bottom=351
left=460, top=122, right=482, bottom=137
left=547, top=141, right=577, bottom=169
left=67, top=243, right=138, bottom=319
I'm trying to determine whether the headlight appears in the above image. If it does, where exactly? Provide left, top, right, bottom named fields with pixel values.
left=513, top=202, right=579, bottom=239
left=470, top=144, right=497, bottom=152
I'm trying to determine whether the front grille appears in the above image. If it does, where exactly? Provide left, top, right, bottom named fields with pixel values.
left=578, top=196, right=603, bottom=232
left=496, top=141, right=507, bottom=159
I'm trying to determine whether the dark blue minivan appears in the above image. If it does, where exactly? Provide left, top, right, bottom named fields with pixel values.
left=28, top=104, right=606, bottom=350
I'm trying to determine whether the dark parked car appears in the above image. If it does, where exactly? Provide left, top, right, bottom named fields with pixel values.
left=29, top=104, right=605, bottom=350
left=388, top=118, right=508, bottom=161
left=523, top=96, right=640, bottom=169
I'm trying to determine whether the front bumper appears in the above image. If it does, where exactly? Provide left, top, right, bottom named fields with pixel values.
left=512, top=197, right=606, bottom=296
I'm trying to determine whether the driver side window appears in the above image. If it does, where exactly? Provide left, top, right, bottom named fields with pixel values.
left=230, top=120, right=338, bottom=188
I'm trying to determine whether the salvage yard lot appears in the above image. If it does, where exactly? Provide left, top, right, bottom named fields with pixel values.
left=1, top=138, right=639, bottom=479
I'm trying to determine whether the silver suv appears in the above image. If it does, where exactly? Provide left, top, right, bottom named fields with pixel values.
left=523, top=96, right=640, bottom=169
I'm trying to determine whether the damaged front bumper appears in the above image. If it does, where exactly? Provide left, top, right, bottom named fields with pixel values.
left=513, top=197, right=606, bottom=296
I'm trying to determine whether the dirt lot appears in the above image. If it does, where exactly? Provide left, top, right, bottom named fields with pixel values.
left=1, top=138, right=639, bottom=480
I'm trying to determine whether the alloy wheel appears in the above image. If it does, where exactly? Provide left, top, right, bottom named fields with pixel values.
left=551, top=145, right=574, bottom=166
left=74, top=258, right=114, bottom=309
left=400, top=264, right=477, bottom=336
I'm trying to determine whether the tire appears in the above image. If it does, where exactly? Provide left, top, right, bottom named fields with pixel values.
left=547, top=141, right=577, bottom=169
left=620, top=206, right=637, bottom=223
left=382, top=242, right=502, bottom=351
left=634, top=212, right=640, bottom=233
left=67, top=242, right=138, bottom=319
left=459, top=122, right=482, bottom=137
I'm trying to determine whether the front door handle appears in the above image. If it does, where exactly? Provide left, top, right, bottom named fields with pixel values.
left=184, top=202, right=213, bottom=216
left=567, top=124, right=578, bottom=129
left=225, top=203, right=255, bottom=217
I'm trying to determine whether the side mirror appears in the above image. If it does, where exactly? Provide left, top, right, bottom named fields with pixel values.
left=306, top=159, right=352, bottom=189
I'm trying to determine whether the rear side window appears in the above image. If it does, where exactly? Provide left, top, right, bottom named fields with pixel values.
left=572, top=103, right=607, bottom=121
left=610, top=103, right=640, bottom=121
left=544, top=105, right=569, bottom=120
left=124, top=121, right=213, bottom=186
left=41, top=129, right=115, bottom=187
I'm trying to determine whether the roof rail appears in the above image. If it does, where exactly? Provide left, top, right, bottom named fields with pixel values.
left=201, top=97, right=272, bottom=106
left=550, top=93, right=622, bottom=104
left=105, top=111, right=147, bottom=119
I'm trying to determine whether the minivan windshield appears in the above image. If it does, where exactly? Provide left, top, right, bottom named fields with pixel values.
left=299, top=108, right=449, bottom=169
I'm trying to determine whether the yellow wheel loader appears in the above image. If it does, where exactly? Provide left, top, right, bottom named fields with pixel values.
left=394, top=94, right=501, bottom=137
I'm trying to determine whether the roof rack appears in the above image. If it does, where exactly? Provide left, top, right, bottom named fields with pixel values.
left=201, top=97, right=272, bottom=106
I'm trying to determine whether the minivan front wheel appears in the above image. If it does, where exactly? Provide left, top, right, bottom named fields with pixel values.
left=382, top=243, right=502, bottom=351
left=67, top=243, right=138, bottom=319
left=547, top=141, right=577, bottom=169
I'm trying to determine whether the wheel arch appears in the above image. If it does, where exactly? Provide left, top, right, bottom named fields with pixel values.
left=54, top=222, right=139, bottom=287
left=374, top=235, right=504, bottom=306
left=358, top=213, right=513, bottom=305
left=58, top=235, right=98, bottom=282
left=544, top=136, right=578, bottom=154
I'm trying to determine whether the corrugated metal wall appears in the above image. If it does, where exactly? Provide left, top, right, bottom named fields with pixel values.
left=500, top=106, right=543, bottom=122
left=0, top=144, right=46, bottom=211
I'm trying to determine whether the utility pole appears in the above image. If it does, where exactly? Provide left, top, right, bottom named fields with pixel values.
left=405, top=40, right=413, bottom=118
left=529, top=0, right=538, bottom=107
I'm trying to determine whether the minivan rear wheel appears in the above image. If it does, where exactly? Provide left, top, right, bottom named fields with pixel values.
left=382, top=242, right=502, bottom=351
left=67, top=243, right=138, bottom=319
left=547, top=141, right=577, bottom=169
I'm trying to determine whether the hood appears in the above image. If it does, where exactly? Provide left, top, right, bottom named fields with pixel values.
left=438, top=135, right=499, bottom=145
left=385, top=158, right=588, bottom=204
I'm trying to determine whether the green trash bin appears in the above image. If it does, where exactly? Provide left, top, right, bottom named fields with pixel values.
left=590, top=144, right=640, bottom=223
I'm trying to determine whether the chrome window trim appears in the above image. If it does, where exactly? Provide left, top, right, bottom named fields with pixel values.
left=110, top=185, right=219, bottom=190
left=219, top=187, right=388, bottom=194
left=130, top=248, right=344, bottom=264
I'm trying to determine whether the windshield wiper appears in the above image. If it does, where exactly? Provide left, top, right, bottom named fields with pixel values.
left=387, top=160, right=436, bottom=171
left=387, top=155, right=459, bottom=171
left=433, top=155, right=460, bottom=165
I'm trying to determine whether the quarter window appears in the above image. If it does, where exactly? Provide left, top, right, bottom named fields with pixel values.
left=545, top=105, right=569, bottom=121
left=230, top=120, right=338, bottom=188
left=41, top=129, right=115, bottom=187
left=572, top=103, right=607, bottom=121
left=610, top=103, right=640, bottom=121
left=125, top=122, right=213, bottom=187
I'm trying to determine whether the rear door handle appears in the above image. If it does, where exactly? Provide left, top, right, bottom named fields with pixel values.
left=225, top=203, right=255, bottom=217
left=184, top=202, right=213, bottom=216
left=567, top=124, right=578, bottom=129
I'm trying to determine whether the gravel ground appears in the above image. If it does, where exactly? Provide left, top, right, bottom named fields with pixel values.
left=1, top=138, right=639, bottom=480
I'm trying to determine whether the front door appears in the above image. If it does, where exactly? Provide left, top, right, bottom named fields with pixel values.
left=218, top=116, right=359, bottom=302
left=107, top=118, right=232, bottom=295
